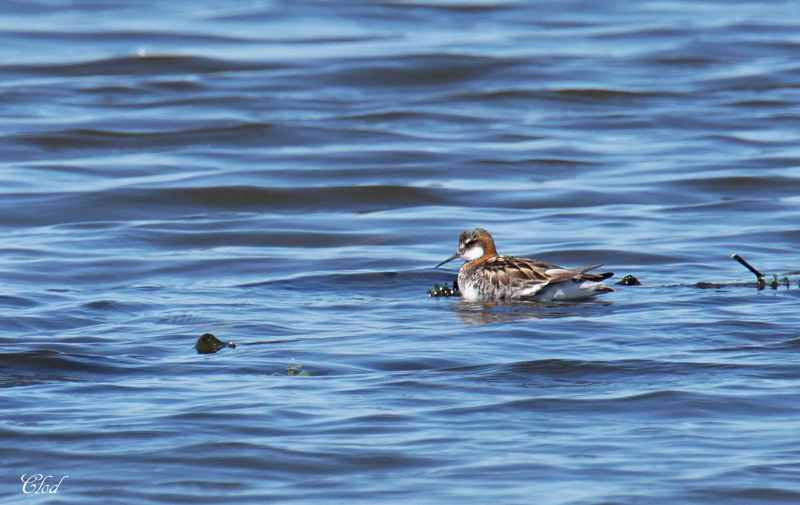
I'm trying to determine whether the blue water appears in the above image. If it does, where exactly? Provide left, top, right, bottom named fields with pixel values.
left=2, top=1, right=800, bottom=503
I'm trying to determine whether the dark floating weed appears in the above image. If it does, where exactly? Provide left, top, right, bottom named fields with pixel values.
left=427, top=281, right=460, bottom=297
left=616, top=274, right=642, bottom=286
left=195, top=332, right=236, bottom=354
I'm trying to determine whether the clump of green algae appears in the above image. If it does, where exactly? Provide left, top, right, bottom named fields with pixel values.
left=287, top=364, right=310, bottom=376
left=427, top=282, right=459, bottom=297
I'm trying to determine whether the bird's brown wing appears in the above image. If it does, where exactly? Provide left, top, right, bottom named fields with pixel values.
left=481, top=256, right=555, bottom=294
left=482, top=257, right=611, bottom=295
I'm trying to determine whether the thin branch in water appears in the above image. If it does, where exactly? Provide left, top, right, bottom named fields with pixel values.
left=731, top=253, right=764, bottom=280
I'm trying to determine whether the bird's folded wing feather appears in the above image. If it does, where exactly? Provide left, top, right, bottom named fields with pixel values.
left=543, top=264, right=604, bottom=283
left=482, top=256, right=566, bottom=292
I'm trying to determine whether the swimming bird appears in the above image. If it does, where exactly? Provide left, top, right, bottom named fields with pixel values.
left=435, top=228, right=614, bottom=301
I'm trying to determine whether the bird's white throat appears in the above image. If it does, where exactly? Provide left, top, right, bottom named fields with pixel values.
left=460, top=246, right=484, bottom=261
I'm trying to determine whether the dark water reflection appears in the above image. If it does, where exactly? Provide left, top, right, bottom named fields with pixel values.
left=2, top=0, right=800, bottom=503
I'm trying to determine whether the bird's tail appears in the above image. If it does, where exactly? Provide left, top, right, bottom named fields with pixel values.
left=575, top=264, right=613, bottom=281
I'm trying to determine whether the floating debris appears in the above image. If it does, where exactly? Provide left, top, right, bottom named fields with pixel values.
left=693, top=281, right=741, bottom=289
left=761, top=274, right=790, bottom=290
left=427, top=281, right=460, bottom=297
left=731, top=253, right=764, bottom=280
left=287, top=364, right=310, bottom=376
left=616, top=274, right=642, bottom=286
left=195, top=333, right=236, bottom=354
left=731, top=254, right=792, bottom=290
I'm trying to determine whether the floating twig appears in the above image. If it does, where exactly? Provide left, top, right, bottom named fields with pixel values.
left=731, top=253, right=764, bottom=280
left=730, top=254, right=794, bottom=290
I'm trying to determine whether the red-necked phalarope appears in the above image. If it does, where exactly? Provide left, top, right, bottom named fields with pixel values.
left=435, top=228, right=614, bottom=301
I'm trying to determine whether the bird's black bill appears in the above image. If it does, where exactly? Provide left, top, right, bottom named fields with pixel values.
left=434, top=253, right=459, bottom=269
